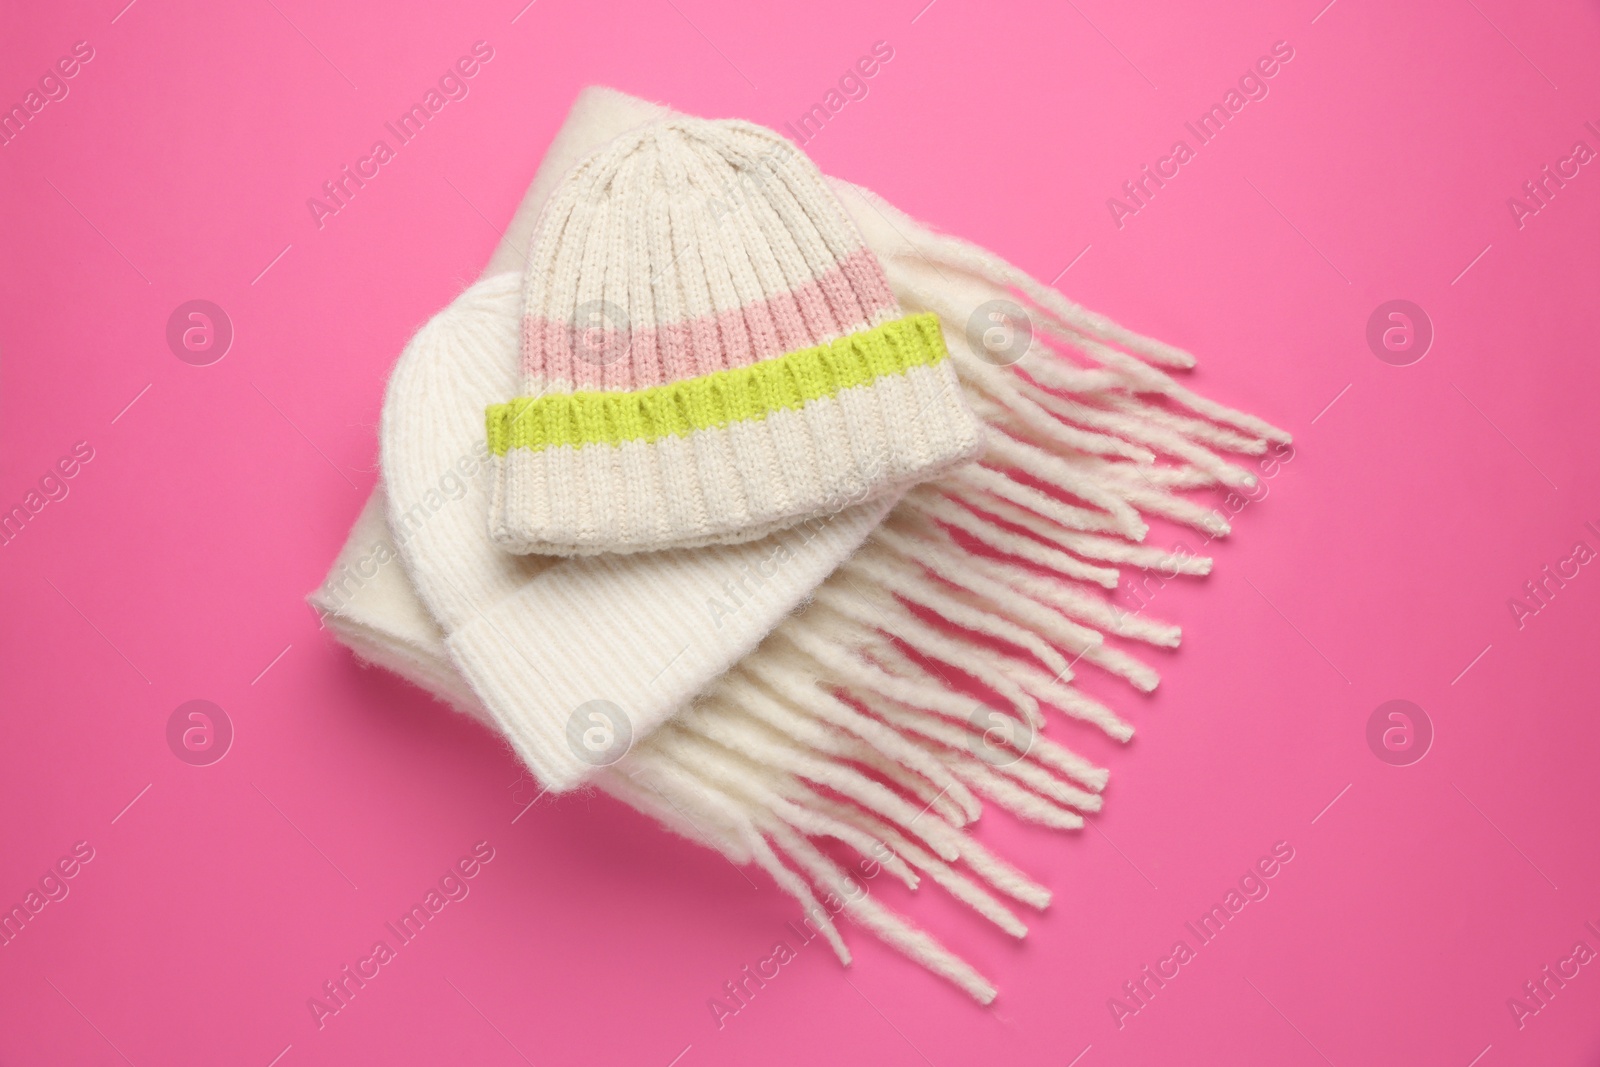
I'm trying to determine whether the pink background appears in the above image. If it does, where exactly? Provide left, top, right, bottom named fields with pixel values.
left=4, top=0, right=1600, bottom=1063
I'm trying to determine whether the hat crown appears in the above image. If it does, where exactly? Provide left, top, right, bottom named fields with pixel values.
left=520, top=118, right=899, bottom=394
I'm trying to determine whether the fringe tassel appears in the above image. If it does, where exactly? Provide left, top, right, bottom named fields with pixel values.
left=591, top=218, right=1289, bottom=1004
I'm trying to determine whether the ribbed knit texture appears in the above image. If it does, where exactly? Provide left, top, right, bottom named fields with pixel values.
left=489, top=117, right=981, bottom=556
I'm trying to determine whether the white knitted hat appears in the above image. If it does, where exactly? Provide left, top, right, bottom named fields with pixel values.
left=381, top=270, right=895, bottom=791
left=487, top=117, right=982, bottom=556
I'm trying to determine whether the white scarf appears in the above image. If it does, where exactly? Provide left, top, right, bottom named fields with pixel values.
left=310, top=86, right=1287, bottom=1002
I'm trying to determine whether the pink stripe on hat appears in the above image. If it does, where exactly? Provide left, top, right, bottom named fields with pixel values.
left=520, top=248, right=897, bottom=391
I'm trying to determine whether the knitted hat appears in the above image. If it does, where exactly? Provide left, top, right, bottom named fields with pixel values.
left=380, top=271, right=892, bottom=793
left=486, top=117, right=981, bottom=556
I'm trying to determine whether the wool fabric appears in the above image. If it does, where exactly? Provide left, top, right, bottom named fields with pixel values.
left=488, top=117, right=982, bottom=556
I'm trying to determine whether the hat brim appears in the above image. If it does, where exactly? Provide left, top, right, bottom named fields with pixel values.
left=486, top=312, right=980, bottom=555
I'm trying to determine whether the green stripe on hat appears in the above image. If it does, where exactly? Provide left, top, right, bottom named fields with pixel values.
left=487, top=313, right=949, bottom=455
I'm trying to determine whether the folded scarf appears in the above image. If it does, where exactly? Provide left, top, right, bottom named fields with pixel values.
left=310, top=86, right=1287, bottom=1003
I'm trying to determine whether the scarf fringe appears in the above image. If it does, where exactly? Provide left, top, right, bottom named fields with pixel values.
left=594, top=220, right=1288, bottom=1004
